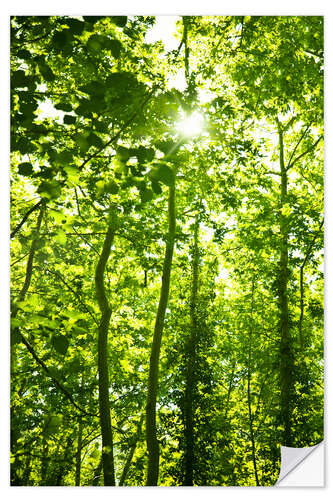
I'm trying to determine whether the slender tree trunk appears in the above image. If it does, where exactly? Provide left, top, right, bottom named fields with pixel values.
left=146, top=181, right=176, bottom=486
left=95, top=213, right=117, bottom=486
left=183, top=214, right=200, bottom=486
left=247, top=281, right=259, bottom=486
left=22, top=453, right=32, bottom=485
left=299, top=266, right=305, bottom=349
left=119, top=413, right=144, bottom=486
left=277, top=125, right=293, bottom=446
left=11, top=202, right=45, bottom=325
left=11, top=203, right=45, bottom=486
left=224, top=361, right=236, bottom=420
left=298, top=219, right=324, bottom=348
left=75, top=416, right=83, bottom=486
left=40, top=441, right=49, bottom=485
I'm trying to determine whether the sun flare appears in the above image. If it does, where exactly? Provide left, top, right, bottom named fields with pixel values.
left=176, top=111, right=204, bottom=137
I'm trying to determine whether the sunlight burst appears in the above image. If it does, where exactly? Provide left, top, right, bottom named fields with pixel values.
left=176, top=111, right=204, bottom=137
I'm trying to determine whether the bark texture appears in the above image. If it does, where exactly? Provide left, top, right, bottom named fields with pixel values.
left=183, top=214, right=200, bottom=486
left=75, top=416, right=83, bottom=486
left=278, top=125, right=293, bottom=446
left=247, top=281, right=259, bottom=485
left=146, top=182, right=176, bottom=486
left=119, top=414, right=144, bottom=486
left=95, top=215, right=117, bottom=486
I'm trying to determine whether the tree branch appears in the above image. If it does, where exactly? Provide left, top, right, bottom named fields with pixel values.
left=78, top=89, right=155, bottom=171
left=287, top=135, right=323, bottom=171
left=286, top=122, right=312, bottom=169
left=11, top=199, right=43, bottom=239
left=45, top=267, right=99, bottom=326
left=16, top=333, right=96, bottom=417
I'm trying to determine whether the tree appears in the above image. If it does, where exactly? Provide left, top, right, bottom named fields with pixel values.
left=10, top=15, right=323, bottom=486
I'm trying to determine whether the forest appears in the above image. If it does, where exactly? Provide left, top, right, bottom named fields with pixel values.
left=10, top=15, right=324, bottom=486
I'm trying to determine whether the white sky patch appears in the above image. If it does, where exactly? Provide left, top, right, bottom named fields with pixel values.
left=198, top=87, right=216, bottom=104
left=216, top=265, right=230, bottom=282
left=145, top=16, right=180, bottom=51
left=167, top=70, right=186, bottom=91
left=145, top=16, right=190, bottom=93
left=38, top=98, right=63, bottom=123
left=201, top=225, right=214, bottom=243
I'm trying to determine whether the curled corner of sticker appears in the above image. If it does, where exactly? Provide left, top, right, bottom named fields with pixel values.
left=275, top=440, right=324, bottom=487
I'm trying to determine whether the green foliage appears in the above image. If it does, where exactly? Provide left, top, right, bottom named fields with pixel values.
left=149, top=164, right=174, bottom=186
left=51, top=335, right=70, bottom=355
left=10, top=14, right=323, bottom=487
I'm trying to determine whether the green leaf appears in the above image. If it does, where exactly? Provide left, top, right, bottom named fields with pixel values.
left=141, top=188, right=154, bottom=203
left=52, top=335, right=69, bottom=355
left=18, top=162, right=33, bottom=176
left=106, top=180, right=119, bottom=194
left=63, top=310, right=86, bottom=321
left=83, top=16, right=104, bottom=24
left=88, top=132, right=104, bottom=148
left=37, top=180, right=61, bottom=200
left=120, top=359, right=133, bottom=373
left=39, top=63, right=55, bottom=82
left=106, top=72, right=138, bottom=91
left=63, top=114, right=76, bottom=125
left=44, top=415, right=63, bottom=435
left=16, top=49, right=31, bottom=60
left=87, top=34, right=109, bottom=52
left=54, top=102, right=72, bottom=112
left=66, top=18, right=85, bottom=35
left=11, top=330, right=21, bottom=346
left=69, top=357, right=82, bottom=374
left=52, top=30, right=70, bottom=49
left=55, top=229, right=67, bottom=245
left=151, top=180, right=162, bottom=194
left=79, top=81, right=105, bottom=97
left=76, top=133, right=90, bottom=152
left=136, top=146, right=155, bottom=163
left=117, top=146, right=132, bottom=161
left=37, top=165, right=55, bottom=180
left=96, top=180, right=105, bottom=197
left=75, top=102, right=92, bottom=118
left=114, top=158, right=127, bottom=175
left=11, top=70, right=30, bottom=88
left=155, top=140, right=177, bottom=154
left=111, top=16, right=127, bottom=27
left=149, top=164, right=174, bottom=186
left=91, top=449, right=100, bottom=459
left=63, top=165, right=80, bottom=182
left=108, top=39, right=122, bottom=59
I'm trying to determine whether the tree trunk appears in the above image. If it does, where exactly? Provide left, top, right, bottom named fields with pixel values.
left=183, top=214, right=200, bottom=486
left=119, top=413, right=144, bottom=486
left=22, top=453, right=32, bottom=485
left=40, top=441, right=49, bottom=485
left=95, top=214, right=117, bottom=486
left=75, top=416, right=83, bottom=486
left=277, top=125, right=293, bottom=446
left=247, top=280, right=259, bottom=486
left=11, top=202, right=44, bottom=350
left=146, top=181, right=176, bottom=486
left=224, top=361, right=236, bottom=420
left=298, top=219, right=324, bottom=349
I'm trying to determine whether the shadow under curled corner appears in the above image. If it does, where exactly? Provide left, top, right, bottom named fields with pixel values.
left=275, top=441, right=324, bottom=487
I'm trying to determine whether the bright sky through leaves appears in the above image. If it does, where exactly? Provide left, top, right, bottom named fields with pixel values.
left=176, top=111, right=204, bottom=137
